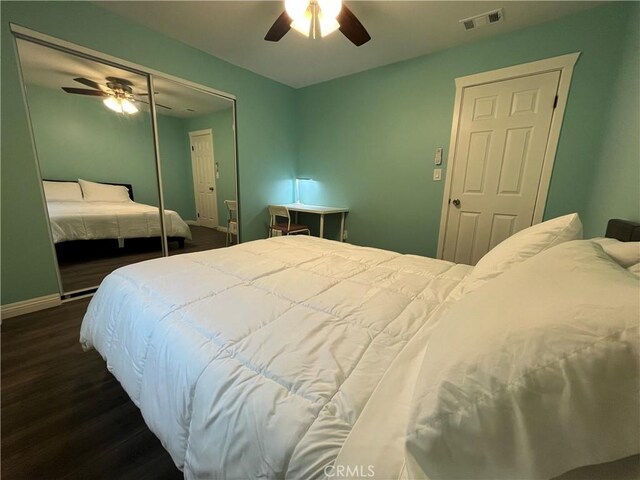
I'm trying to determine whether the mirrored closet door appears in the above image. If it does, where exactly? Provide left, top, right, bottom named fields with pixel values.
left=153, top=76, right=238, bottom=255
left=16, top=38, right=164, bottom=295
left=14, top=29, right=240, bottom=299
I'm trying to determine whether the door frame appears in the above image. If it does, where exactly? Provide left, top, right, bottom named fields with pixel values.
left=188, top=129, right=218, bottom=228
left=436, top=53, right=580, bottom=259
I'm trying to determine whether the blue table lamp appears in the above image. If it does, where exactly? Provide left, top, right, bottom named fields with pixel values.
left=295, top=177, right=312, bottom=204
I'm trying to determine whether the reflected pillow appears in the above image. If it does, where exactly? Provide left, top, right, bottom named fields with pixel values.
left=406, top=240, right=640, bottom=480
left=43, top=181, right=83, bottom=202
left=79, top=179, right=131, bottom=202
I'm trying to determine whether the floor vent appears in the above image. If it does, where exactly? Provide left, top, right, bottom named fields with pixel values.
left=460, top=8, right=504, bottom=31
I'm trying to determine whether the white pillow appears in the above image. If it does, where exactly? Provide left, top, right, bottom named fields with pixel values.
left=592, top=237, right=640, bottom=268
left=42, top=181, right=83, bottom=202
left=449, top=213, right=583, bottom=301
left=406, top=240, right=639, bottom=480
left=79, top=179, right=131, bottom=202
left=473, top=213, right=582, bottom=276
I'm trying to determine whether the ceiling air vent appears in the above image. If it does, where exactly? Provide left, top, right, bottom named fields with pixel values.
left=460, top=9, right=504, bottom=31
left=462, top=19, right=475, bottom=30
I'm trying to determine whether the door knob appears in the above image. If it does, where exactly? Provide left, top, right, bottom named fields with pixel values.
left=452, top=199, right=461, bottom=207
left=209, top=187, right=214, bottom=191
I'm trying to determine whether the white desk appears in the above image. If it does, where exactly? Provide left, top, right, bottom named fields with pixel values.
left=275, top=203, right=349, bottom=241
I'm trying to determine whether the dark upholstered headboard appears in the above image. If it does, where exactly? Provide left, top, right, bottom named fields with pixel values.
left=43, top=179, right=134, bottom=201
left=605, top=219, right=640, bottom=242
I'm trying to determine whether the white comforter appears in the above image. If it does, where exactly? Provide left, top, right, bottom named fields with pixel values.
left=80, top=235, right=472, bottom=478
left=48, top=200, right=192, bottom=243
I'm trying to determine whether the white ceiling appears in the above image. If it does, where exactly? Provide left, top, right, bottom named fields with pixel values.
left=16, top=39, right=232, bottom=118
left=97, top=1, right=602, bottom=88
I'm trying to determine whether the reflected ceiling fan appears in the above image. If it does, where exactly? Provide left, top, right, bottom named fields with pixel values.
left=265, top=0, right=370, bottom=46
left=61, top=77, right=172, bottom=114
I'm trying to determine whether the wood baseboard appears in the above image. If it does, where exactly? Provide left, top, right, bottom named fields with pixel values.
left=1, top=294, right=61, bottom=320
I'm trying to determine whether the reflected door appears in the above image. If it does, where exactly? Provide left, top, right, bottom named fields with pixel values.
left=442, top=71, right=560, bottom=265
left=189, top=130, right=218, bottom=228
left=154, top=74, right=238, bottom=255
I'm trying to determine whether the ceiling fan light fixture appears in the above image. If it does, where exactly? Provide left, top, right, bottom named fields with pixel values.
left=103, top=96, right=138, bottom=114
left=121, top=98, right=139, bottom=114
left=319, top=14, right=340, bottom=37
left=285, top=0, right=309, bottom=22
left=317, top=0, right=342, bottom=19
left=290, top=10, right=312, bottom=36
left=265, top=0, right=368, bottom=45
left=285, top=0, right=342, bottom=38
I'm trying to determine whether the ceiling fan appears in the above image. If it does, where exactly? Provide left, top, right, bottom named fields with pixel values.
left=265, top=0, right=370, bottom=46
left=61, top=77, right=172, bottom=114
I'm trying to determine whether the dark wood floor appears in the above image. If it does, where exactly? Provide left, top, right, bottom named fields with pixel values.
left=1, top=298, right=182, bottom=479
left=58, top=226, right=228, bottom=292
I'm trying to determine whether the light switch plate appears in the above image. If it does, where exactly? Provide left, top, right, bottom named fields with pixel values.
left=433, top=168, right=442, bottom=181
left=435, top=147, right=443, bottom=165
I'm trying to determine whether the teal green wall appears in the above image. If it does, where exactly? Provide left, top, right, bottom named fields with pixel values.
left=582, top=4, right=640, bottom=234
left=157, top=113, right=196, bottom=220
left=26, top=84, right=161, bottom=207
left=1, top=1, right=296, bottom=305
left=2, top=1, right=638, bottom=306
left=183, top=108, right=237, bottom=226
left=296, top=2, right=640, bottom=255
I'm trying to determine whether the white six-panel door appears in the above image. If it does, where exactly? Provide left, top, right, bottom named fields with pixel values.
left=441, top=71, right=561, bottom=265
left=189, top=130, right=218, bottom=229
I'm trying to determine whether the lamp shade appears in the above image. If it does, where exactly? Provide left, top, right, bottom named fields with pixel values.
left=285, top=0, right=343, bottom=38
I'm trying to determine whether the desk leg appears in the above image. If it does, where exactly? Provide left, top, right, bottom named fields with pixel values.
left=319, top=214, right=325, bottom=238
left=339, top=213, right=346, bottom=242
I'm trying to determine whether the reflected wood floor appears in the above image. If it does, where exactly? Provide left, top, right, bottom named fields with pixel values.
left=58, top=225, right=228, bottom=292
left=1, top=298, right=182, bottom=479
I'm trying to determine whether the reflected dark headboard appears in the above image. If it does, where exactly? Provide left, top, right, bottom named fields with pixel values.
left=43, top=179, right=134, bottom=201
left=605, top=219, right=640, bottom=242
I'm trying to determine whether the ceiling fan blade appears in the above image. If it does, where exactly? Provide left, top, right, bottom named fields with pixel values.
left=337, top=5, right=371, bottom=46
left=137, top=98, right=172, bottom=110
left=265, top=11, right=293, bottom=42
left=61, top=87, right=108, bottom=96
left=73, top=77, right=110, bottom=92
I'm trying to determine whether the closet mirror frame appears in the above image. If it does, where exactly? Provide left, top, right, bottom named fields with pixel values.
left=11, top=24, right=241, bottom=299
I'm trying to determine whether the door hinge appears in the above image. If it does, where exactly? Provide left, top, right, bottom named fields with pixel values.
left=553, top=95, right=559, bottom=109
left=197, top=212, right=200, bottom=217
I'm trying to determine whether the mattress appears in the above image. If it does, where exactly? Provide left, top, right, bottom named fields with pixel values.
left=47, top=200, right=192, bottom=244
left=80, top=235, right=473, bottom=478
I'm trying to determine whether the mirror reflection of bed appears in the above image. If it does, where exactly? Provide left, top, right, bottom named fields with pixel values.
left=46, top=179, right=190, bottom=292
left=15, top=38, right=239, bottom=296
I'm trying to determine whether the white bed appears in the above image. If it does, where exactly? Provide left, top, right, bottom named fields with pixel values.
left=81, top=235, right=472, bottom=477
left=80, top=216, right=639, bottom=479
left=48, top=200, right=192, bottom=244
